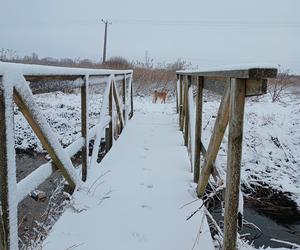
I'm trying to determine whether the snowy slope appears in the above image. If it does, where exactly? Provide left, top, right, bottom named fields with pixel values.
left=43, top=101, right=214, bottom=250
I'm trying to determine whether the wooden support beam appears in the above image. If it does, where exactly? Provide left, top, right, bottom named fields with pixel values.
left=13, top=83, right=78, bottom=190
left=0, top=78, right=18, bottom=250
left=130, top=78, right=133, bottom=119
left=202, top=77, right=267, bottom=97
left=197, top=86, right=230, bottom=197
left=112, top=81, right=124, bottom=131
left=179, top=75, right=183, bottom=131
left=122, top=76, right=126, bottom=123
left=183, top=76, right=190, bottom=146
left=193, top=76, right=203, bottom=183
left=223, top=78, right=246, bottom=250
left=175, top=75, right=179, bottom=113
left=107, top=83, right=113, bottom=150
left=81, top=76, right=88, bottom=181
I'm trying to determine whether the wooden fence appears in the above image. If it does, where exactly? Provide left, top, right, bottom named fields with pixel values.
left=176, top=67, right=277, bottom=250
left=0, top=62, right=133, bottom=250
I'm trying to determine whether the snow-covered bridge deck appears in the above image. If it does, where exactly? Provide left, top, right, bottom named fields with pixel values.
left=43, top=101, right=214, bottom=250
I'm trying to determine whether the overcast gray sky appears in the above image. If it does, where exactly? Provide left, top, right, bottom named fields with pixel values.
left=1, top=0, right=300, bottom=73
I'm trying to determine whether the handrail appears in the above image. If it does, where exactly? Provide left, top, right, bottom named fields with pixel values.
left=176, top=65, right=277, bottom=250
left=0, top=62, right=133, bottom=250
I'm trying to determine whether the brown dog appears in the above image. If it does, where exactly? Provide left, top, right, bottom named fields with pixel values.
left=152, top=90, right=167, bottom=103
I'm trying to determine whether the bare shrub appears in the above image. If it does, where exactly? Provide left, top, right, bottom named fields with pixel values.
left=268, top=66, right=293, bottom=102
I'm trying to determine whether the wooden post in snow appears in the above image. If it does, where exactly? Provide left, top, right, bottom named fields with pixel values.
left=107, top=83, right=113, bottom=150
left=179, top=75, right=184, bottom=131
left=223, top=78, right=246, bottom=250
left=0, top=79, right=18, bottom=250
left=183, top=75, right=189, bottom=146
left=130, top=78, right=133, bottom=119
left=193, top=76, right=203, bottom=183
left=122, top=76, right=126, bottom=123
left=197, top=87, right=230, bottom=196
left=81, top=76, right=88, bottom=181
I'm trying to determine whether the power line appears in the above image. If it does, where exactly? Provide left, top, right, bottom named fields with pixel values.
left=112, top=19, right=300, bottom=28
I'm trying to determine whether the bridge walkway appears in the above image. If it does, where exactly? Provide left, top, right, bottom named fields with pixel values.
left=43, top=100, right=214, bottom=250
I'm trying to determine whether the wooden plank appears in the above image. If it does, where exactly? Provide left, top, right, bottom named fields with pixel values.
left=122, top=76, right=126, bottom=123
left=179, top=75, right=184, bottom=131
left=107, top=83, right=113, bottom=150
left=197, top=86, right=230, bottom=197
left=13, top=86, right=77, bottom=190
left=202, top=77, right=267, bottom=96
left=183, top=76, right=190, bottom=146
left=130, top=77, right=134, bottom=119
left=112, top=81, right=124, bottom=130
left=223, top=78, right=246, bottom=250
left=193, top=76, right=203, bottom=183
left=81, top=76, right=89, bottom=181
left=175, top=75, right=179, bottom=113
left=0, top=78, right=18, bottom=250
left=177, top=67, right=277, bottom=79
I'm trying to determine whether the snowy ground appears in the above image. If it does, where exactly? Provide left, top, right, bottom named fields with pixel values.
left=42, top=100, right=214, bottom=250
left=15, top=89, right=300, bottom=207
left=199, top=91, right=300, bottom=207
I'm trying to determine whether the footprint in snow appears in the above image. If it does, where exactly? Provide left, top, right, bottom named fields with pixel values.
left=132, top=232, right=147, bottom=242
left=146, top=184, right=154, bottom=189
left=141, top=203, right=152, bottom=210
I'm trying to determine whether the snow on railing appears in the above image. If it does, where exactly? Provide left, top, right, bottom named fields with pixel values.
left=176, top=66, right=277, bottom=250
left=0, top=62, right=133, bottom=250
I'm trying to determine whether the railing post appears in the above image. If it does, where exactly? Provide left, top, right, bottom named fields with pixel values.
left=0, top=78, right=18, bottom=250
left=179, top=75, right=184, bottom=131
left=130, top=75, right=133, bottom=119
left=122, top=76, right=126, bottom=124
left=223, top=78, right=246, bottom=250
left=107, top=82, right=113, bottom=151
left=81, top=75, right=89, bottom=182
left=183, top=75, right=190, bottom=147
left=176, top=74, right=179, bottom=113
left=193, top=76, right=203, bottom=183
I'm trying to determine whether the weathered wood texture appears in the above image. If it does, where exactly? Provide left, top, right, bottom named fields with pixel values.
left=0, top=79, right=18, bottom=250
left=81, top=76, right=88, bottom=181
left=179, top=75, right=183, bottom=131
left=193, top=76, right=203, bottom=183
left=112, top=82, right=124, bottom=131
left=197, top=86, right=230, bottom=197
left=13, top=88, right=77, bottom=189
left=122, top=77, right=126, bottom=122
left=183, top=76, right=190, bottom=146
left=107, top=83, right=113, bottom=150
left=223, top=78, right=246, bottom=250
left=177, top=67, right=277, bottom=79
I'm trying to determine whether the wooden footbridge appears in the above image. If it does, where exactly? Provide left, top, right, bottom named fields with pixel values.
left=0, top=62, right=277, bottom=250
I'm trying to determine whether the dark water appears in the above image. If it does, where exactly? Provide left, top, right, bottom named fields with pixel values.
left=211, top=204, right=300, bottom=249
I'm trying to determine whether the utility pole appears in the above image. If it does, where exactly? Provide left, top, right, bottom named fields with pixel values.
left=101, top=19, right=112, bottom=63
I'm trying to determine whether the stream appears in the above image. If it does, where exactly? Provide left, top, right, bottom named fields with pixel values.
left=211, top=203, right=300, bottom=249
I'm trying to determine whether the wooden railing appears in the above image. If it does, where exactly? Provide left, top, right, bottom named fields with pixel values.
left=0, top=62, right=133, bottom=250
left=176, top=66, right=277, bottom=250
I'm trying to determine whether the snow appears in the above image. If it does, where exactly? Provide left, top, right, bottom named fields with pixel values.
left=14, top=76, right=80, bottom=186
left=177, top=63, right=277, bottom=74
left=0, top=61, right=132, bottom=76
left=43, top=98, right=214, bottom=250
left=1, top=73, right=18, bottom=249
